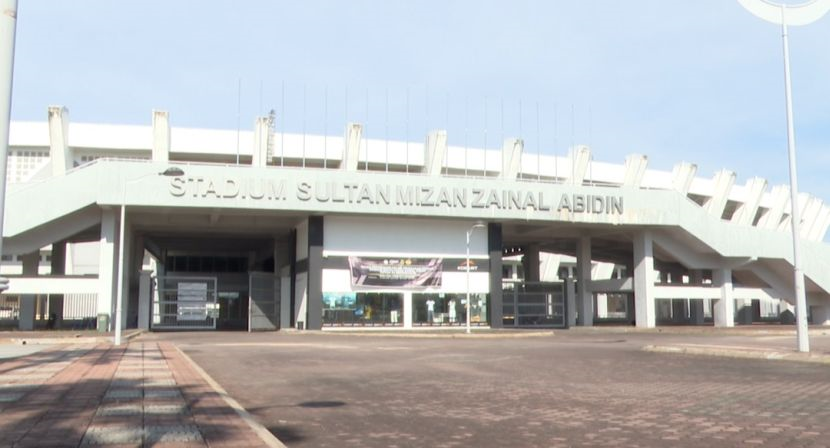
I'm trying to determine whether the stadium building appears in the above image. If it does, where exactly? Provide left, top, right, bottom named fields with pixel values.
left=3, top=106, right=830, bottom=332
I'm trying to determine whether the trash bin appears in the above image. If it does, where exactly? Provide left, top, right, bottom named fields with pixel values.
left=97, top=313, right=110, bottom=332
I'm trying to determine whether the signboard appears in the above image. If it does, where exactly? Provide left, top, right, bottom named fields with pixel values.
left=348, top=257, right=442, bottom=288
left=177, top=282, right=208, bottom=321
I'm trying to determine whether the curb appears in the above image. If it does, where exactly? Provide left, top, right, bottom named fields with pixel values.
left=570, top=326, right=830, bottom=337
left=173, top=345, right=287, bottom=448
left=643, top=344, right=830, bottom=364
left=11, top=330, right=144, bottom=345
left=304, top=330, right=556, bottom=339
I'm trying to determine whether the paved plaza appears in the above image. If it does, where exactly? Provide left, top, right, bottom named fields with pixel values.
left=2, top=328, right=830, bottom=447
left=153, top=329, right=830, bottom=448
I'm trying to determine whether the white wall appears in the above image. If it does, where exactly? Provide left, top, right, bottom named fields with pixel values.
left=323, top=216, right=488, bottom=258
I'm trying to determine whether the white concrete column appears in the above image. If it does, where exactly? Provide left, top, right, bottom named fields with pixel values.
left=568, top=145, right=591, bottom=185
left=812, top=305, right=830, bottom=326
left=48, top=106, right=72, bottom=176
left=705, top=170, right=736, bottom=219
left=137, top=270, right=152, bottom=330
left=342, top=123, right=363, bottom=171
left=423, top=130, right=448, bottom=176
left=152, top=110, right=170, bottom=162
left=713, top=268, right=735, bottom=327
left=403, top=292, right=413, bottom=329
left=576, top=236, right=593, bottom=326
left=501, top=138, right=523, bottom=180
left=252, top=116, right=269, bottom=167
left=671, top=162, right=697, bottom=195
left=118, top=218, right=133, bottom=331
left=97, top=209, right=118, bottom=331
left=633, top=231, right=656, bottom=328
left=18, top=252, right=39, bottom=331
left=622, top=154, right=648, bottom=187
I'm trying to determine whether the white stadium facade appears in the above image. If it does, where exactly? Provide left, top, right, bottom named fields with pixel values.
left=3, top=106, right=830, bottom=332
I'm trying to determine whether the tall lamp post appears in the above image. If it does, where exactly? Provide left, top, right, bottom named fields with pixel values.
left=114, top=166, right=184, bottom=345
left=737, top=0, right=830, bottom=353
left=465, top=222, right=486, bottom=334
left=0, top=0, right=19, bottom=294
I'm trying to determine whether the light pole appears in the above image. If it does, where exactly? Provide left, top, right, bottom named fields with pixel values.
left=465, top=222, right=486, bottom=334
left=737, top=0, right=830, bottom=353
left=114, top=166, right=184, bottom=345
left=0, top=0, right=19, bottom=294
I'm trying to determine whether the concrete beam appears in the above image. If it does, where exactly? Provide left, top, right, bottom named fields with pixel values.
left=757, top=185, right=790, bottom=230
left=651, top=230, right=719, bottom=270
left=622, top=154, right=648, bottom=187
left=799, top=196, right=823, bottom=240
left=48, top=106, right=72, bottom=176
left=252, top=116, right=269, bottom=168
left=423, top=130, right=448, bottom=176
left=705, top=170, right=736, bottom=219
left=779, top=192, right=811, bottom=233
left=341, top=123, right=363, bottom=171
left=591, top=277, right=634, bottom=293
left=568, top=145, right=591, bottom=185
left=2, top=207, right=102, bottom=256
left=671, top=162, right=697, bottom=195
left=732, top=177, right=767, bottom=226
left=151, top=110, right=170, bottom=162
left=501, top=138, right=523, bottom=180
left=749, top=262, right=792, bottom=305
left=808, top=204, right=830, bottom=242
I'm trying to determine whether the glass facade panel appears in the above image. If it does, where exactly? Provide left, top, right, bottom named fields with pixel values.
left=412, top=293, right=488, bottom=326
left=322, top=292, right=403, bottom=327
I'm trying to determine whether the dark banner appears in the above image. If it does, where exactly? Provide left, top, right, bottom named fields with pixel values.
left=348, top=257, right=442, bottom=288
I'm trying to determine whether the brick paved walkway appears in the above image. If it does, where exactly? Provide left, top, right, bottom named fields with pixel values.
left=0, top=342, right=270, bottom=448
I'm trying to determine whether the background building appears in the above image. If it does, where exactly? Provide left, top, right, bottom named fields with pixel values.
left=3, top=106, right=830, bottom=331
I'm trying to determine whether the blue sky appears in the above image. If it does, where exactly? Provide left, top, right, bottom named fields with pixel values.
left=9, top=1, right=830, bottom=201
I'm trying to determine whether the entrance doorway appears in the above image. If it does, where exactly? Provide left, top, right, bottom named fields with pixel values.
left=151, top=276, right=218, bottom=330
left=502, top=282, right=567, bottom=328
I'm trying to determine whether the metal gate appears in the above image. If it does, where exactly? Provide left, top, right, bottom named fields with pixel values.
left=248, top=272, right=280, bottom=331
left=151, top=276, right=218, bottom=330
left=502, top=281, right=568, bottom=328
